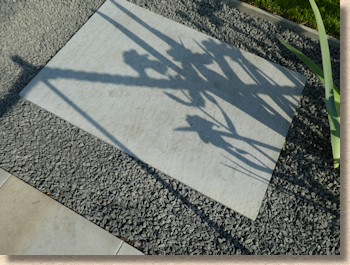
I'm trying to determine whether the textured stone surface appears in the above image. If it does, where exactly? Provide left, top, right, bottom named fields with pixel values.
left=0, top=174, right=123, bottom=255
left=20, top=0, right=306, bottom=220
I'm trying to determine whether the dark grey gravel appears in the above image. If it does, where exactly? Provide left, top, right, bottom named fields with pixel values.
left=0, top=0, right=340, bottom=255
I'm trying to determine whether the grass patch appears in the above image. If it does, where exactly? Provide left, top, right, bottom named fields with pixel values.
left=240, top=0, right=340, bottom=39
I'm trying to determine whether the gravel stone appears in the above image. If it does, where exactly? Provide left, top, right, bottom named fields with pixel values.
left=0, top=0, right=339, bottom=255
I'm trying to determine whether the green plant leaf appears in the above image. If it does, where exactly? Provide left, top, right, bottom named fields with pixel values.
left=309, top=0, right=340, bottom=168
left=277, top=37, right=324, bottom=81
left=277, top=36, right=340, bottom=118
left=276, top=37, right=339, bottom=92
left=276, top=0, right=340, bottom=168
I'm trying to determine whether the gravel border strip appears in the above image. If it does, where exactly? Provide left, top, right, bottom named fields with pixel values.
left=223, top=0, right=340, bottom=48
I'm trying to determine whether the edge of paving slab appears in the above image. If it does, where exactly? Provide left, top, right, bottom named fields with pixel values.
left=0, top=168, right=144, bottom=255
left=116, top=242, right=145, bottom=255
left=222, top=0, right=340, bottom=48
left=0, top=168, right=11, bottom=188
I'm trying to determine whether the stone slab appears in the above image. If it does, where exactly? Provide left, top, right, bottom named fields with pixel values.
left=0, top=168, right=11, bottom=188
left=0, top=174, right=123, bottom=255
left=19, top=0, right=306, bottom=220
left=116, top=242, right=144, bottom=255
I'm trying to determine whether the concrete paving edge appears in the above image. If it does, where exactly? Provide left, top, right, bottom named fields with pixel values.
left=222, top=0, right=340, bottom=48
left=0, top=168, right=145, bottom=255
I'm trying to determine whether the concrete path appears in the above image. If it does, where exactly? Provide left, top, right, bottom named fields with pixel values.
left=0, top=168, right=143, bottom=255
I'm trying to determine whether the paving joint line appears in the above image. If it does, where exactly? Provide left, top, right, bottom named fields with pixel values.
left=115, top=241, right=124, bottom=255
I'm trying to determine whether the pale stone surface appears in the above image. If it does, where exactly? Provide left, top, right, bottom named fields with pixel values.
left=0, top=175, right=123, bottom=255
left=116, top=242, right=144, bottom=255
left=20, top=0, right=306, bottom=219
left=0, top=168, right=11, bottom=188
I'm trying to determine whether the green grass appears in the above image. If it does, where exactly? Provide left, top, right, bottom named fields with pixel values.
left=240, top=0, right=340, bottom=39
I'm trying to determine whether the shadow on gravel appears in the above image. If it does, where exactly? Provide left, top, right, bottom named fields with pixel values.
left=139, top=161, right=253, bottom=254
left=0, top=57, right=41, bottom=119
left=176, top=0, right=225, bottom=37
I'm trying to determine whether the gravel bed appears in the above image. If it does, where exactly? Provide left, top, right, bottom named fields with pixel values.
left=0, top=0, right=340, bottom=255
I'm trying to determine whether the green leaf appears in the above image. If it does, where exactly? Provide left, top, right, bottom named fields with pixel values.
left=309, top=0, right=340, bottom=168
left=277, top=36, right=325, bottom=82
left=276, top=36, right=340, bottom=95
left=276, top=0, right=340, bottom=168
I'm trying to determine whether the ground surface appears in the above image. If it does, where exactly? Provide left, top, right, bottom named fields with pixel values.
left=0, top=0, right=340, bottom=255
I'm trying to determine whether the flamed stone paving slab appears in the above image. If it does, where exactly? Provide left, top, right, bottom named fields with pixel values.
left=0, top=172, right=128, bottom=255
left=20, top=0, right=306, bottom=220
